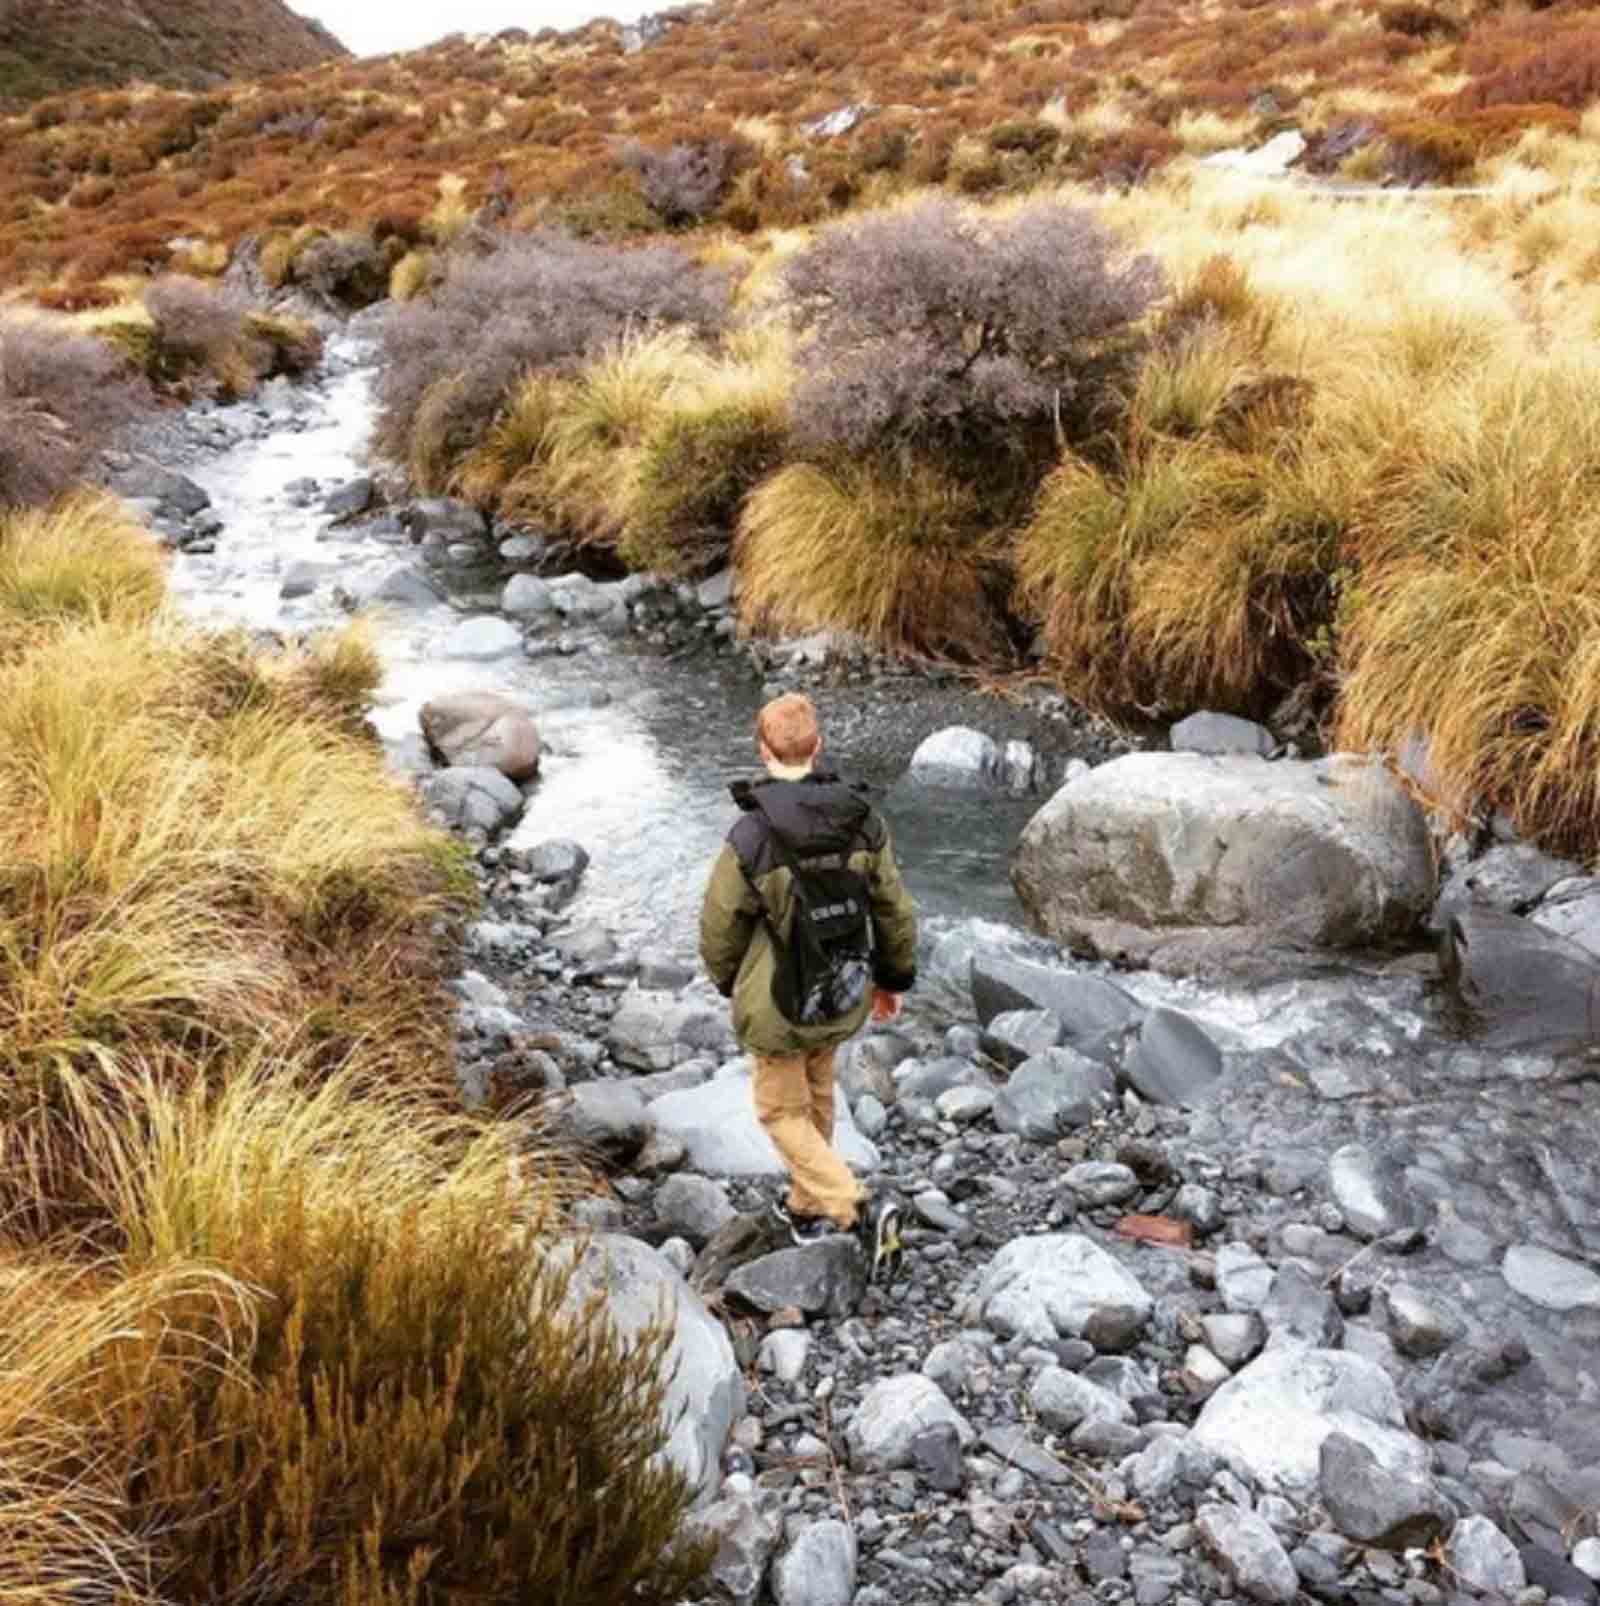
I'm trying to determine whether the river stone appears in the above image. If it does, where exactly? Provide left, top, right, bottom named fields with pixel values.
left=970, top=1233, right=1153, bottom=1349
left=606, top=990, right=727, bottom=1071
left=908, top=726, right=1001, bottom=787
left=1216, top=1242, right=1275, bottom=1313
left=686, top=1491, right=780, bottom=1605
left=279, top=559, right=325, bottom=599
left=981, top=1008, right=1064, bottom=1069
left=1202, top=1312, right=1266, bottom=1368
left=837, top=1031, right=915, bottom=1104
left=1171, top=711, right=1275, bottom=757
left=773, top=1519, right=856, bottom=1606
left=1327, top=1143, right=1423, bottom=1240
left=1502, top=1243, right=1600, bottom=1311
left=1121, top=1006, right=1223, bottom=1106
left=362, top=563, right=445, bottom=608
left=1318, top=1431, right=1448, bottom=1549
left=420, top=691, right=541, bottom=782
left=1531, top=876, right=1600, bottom=959
left=502, top=573, right=556, bottom=619
left=419, top=766, right=524, bottom=834
left=562, top=1081, right=652, bottom=1167
left=935, top=1084, right=994, bottom=1124
left=322, top=476, right=374, bottom=520
left=555, top=1233, right=742, bottom=1502
left=649, top=1068, right=879, bottom=1176
left=1432, top=841, right=1583, bottom=932
left=1384, top=1282, right=1462, bottom=1356
left=403, top=496, right=487, bottom=543
left=653, top=1175, right=736, bottom=1246
left=847, top=1374, right=975, bottom=1472
left=1029, top=1366, right=1133, bottom=1431
left=992, top=1048, right=1115, bottom=1141
left=1196, top=1504, right=1297, bottom=1603
left=1002, top=739, right=1044, bottom=796
left=760, top=1328, right=810, bottom=1384
left=1191, top=1344, right=1430, bottom=1496
left=894, top=1055, right=992, bottom=1102
left=117, top=459, right=210, bottom=516
left=697, top=567, right=735, bottom=610
left=439, top=614, right=524, bottom=661
left=1012, top=752, right=1434, bottom=970
left=1260, top=1262, right=1343, bottom=1348
left=1063, top=1161, right=1140, bottom=1207
left=969, top=954, right=1144, bottom=1043
left=1442, top=908, right=1600, bottom=1049
left=1446, top=1516, right=1526, bottom=1597
left=725, top=1238, right=866, bottom=1320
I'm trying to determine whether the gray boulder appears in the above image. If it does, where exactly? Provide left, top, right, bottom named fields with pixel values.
left=1442, top=908, right=1600, bottom=1049
left=969, top=954, right=1144, bottom=1045
left=1502, top=1243, right=1600, bottom=1312
left=1319, top=1431, right=1448, bottom=1549
left=908, top=726, right=1002, bottom=787
left=1121, top=1007, right=1223, bottom=1106
left=685, top=1492, right=780, bottom=1605
left=772, top=1520, right=856, bottom=1606
left=1171, top=711, right=1275, bottom=757
left=992, top=1048, right=1116, bottom=1141
left=502, top=573, right=556, bottom=619
left=1327, top=1142, right=1424, bottom=1240
left=420, top=691, right=541, bottom=782
left=1215, top=1243, right=1275, bottom=1313
left=1445, top=1515, right=1526, bottom=1597
left=1432, top=840, right=1583, bottom=932
left=724, top=1239, right=866, bottom=1320
left=362, top=563, right=446, bottom=609
left=1029, top=1366, right=1133, bottom=1431
left=279, top=559, right=325, bottom=599
left=981, top=1008, right=1064, bottom=1069
left=517, top=839, right=590, bottom=885
left=1191, top=1344, right=1430, bottom=1496
left=403, top=497, right=488, bottom=543
left=323, top=476, right=374, bottom=520
left=1260, top=1263, right=1344, bottom=1348
left=1012, top=752, right=1434, bottom=971
left=1196, top=1504, right=1298, bottom=1603
left=969, top=1233, right=1152, bottom=1349
left=650, top=1068, right=879, bottom=1176
left=846, top=1374, right=974, bottom=1471
left=653, top=1175, right=736, bottom=1246
left=117, top=460, right=210, bottom=517
left=562, top=1081, right=652, bottom=1167
left=1063, top=1161, right=1140, bottom=1207
left=439, top=614, right=524, bottom=661
left=555, top=1234, right=742, bottom=1502
left=607, top=990, right=728, bottom=1072
left=1531, top=875, right=1600, bottom=958
left=419, top=766, right=524, bottom=835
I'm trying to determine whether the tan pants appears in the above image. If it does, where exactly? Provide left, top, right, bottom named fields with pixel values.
left=752, top=1047, right=864, bottom=1229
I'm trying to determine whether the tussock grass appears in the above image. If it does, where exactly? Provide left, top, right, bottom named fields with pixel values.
left=738, top=455, right=1012, bottom=660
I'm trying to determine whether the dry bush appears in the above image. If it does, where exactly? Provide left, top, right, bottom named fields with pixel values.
left=141, top=274, right=267, bottom=395
left=783, top=197, right=1163, bottom=463
left=291, top=228, right=390, bottom=307
left=374, top=232, right=732, bottom=493
left=623, top=137, right=743, bottom=226
left=0, top=316, right=149, bottom=508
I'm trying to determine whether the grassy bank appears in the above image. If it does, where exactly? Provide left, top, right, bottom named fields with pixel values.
left=374, top=164, right=1600, bottom=855
left=0, top=489, right=709, bottom=1602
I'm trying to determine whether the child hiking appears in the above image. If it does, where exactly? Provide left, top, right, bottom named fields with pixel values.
left=699, top=693, right=919, bottom=1283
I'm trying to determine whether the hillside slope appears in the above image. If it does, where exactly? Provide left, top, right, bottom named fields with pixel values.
left=0, top=0, right=345, bottom=107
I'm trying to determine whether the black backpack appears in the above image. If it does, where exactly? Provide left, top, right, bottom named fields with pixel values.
left=752, top=804, right=874, bottom=1027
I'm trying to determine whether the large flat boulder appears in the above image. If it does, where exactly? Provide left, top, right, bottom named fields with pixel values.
left=420, top=691, right=541, bottom=782
left=1012, top=753, right=1434, bottom=972
left=969, top=954, right=1144, bottom=1048
left=1442, top=908, right=1600, bottom=1049
left=554, top=1234, right=743, bottom=1503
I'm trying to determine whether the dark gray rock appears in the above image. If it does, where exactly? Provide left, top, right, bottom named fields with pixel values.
left=992, top=1048, right=1115, bottom=1141
left=1196, top=1503, right=1298, bottom=1603
left=979, top=1425, right=1072, bottom=1486
left=519, top=839, right=590, bottom=884
left=724, top=1239, right=865, bottom=1319
left=322, top=476, right=375, bottom=520
left=403, top=497, right=488, bottom=543
left=1121, top=1007, right=1223, bottom=1106
left=969, top=954, right=1144, bottom=1043
left=980, top=1008, right=1064, bottom=1069
left=1442, top=908, right=1600, bottom=1049
left=908, top=1422, right=965, bottom=1492
left=117, top=460, right=210, bottom=516
left=1519, top=1543, right=1599, bottom=1605
left=1171, top=711, right=1275, bottom=757
left=419, top=766, right=525, bottom=835
left=653, top=1175, right=736, bottom=1246
left=1318, top=1431, right=1449, bottom=1549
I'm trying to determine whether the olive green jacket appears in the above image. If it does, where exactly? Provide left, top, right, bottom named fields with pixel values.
left=698, top=773, right=919, bottom=1057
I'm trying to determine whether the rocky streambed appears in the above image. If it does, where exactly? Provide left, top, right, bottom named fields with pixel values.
left=116, top=330, right=1600, bottom=1606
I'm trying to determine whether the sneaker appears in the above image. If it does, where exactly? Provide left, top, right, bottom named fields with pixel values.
left=771, top=1198, right=835, bottom=1246
left=854, top=1195, right=905, bottom=1287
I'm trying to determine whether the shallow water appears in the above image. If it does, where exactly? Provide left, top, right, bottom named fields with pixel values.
left=171, top=342, right=1600, bottom=1479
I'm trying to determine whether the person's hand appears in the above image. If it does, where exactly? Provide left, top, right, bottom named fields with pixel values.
left=871, top=988, right=901, bottom=1022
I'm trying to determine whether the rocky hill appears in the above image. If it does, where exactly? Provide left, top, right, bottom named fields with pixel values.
left=0, top=0, right=345, bottom=107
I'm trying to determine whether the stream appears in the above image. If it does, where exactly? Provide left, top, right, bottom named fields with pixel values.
left=168, top=336, right=1600, bottom=1485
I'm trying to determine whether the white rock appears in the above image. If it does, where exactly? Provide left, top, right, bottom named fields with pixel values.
left=908, top=726, right=1002, bottom=788
left=970, top=1233, right=1153, bottom=1349
left=1502, top=1242, right=1600, bottom=1312
left=846, top=1374, right=974, bottom=1471
left=1444, top=1515, right=1526, bottom=1597
left=1197, top=1503, right=1299, bottom=1603
left=772, top=1519, right=857, bottom=1606
left=439, top=614, right=523, bottom=661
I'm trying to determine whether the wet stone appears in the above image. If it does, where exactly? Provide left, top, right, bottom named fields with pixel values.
left=1502, top=1243, right=1600, bottom=1312
left=1384, top=1282, right=1462, bottom=1357
left=1121, top=1006, right=1224, bottom=1107
left=1327, top=1143, right=1423, bottom=1240
left=1445, top=1516, right=1526, bottom=1597
left=1196, top=1503, right=1299, bottom=1604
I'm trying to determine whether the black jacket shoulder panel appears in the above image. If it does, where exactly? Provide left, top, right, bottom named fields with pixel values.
left=725, top=772, right=882, bottom=877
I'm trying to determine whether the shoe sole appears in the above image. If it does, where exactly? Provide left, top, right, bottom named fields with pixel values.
left=870, top=1203, right=905, bottom=1287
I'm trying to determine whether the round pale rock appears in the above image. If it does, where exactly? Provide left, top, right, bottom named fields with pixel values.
left=420, top=691, right=541, bottom=782
left=846, top=1374, right=974, bottom=1472
left=908, top=726, right=1001, bottom=787
left=1012, top=752, right=1434, bottom=970
left=439, top=614, right=523, bottom=661
left=969, top=1233, right=1152, bottom=1349
left=1502, top=1243, right=1600, bottom=1312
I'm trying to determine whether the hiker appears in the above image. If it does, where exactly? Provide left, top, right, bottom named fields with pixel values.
left=699, top=692, right=919, bottom=1282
